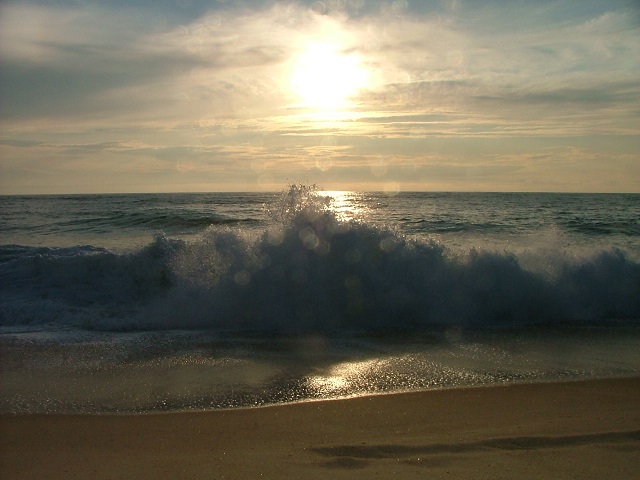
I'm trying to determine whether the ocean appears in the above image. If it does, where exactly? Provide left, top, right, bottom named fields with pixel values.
left=1, top=185, right=639, bottom=413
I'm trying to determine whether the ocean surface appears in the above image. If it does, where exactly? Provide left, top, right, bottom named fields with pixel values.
left=1, top=186, right=639, bottom=413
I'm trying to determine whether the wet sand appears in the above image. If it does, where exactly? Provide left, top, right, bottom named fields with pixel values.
left=1, top=377, right=639, bottom=479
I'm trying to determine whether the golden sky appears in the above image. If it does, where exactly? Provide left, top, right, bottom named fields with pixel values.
left=1, top=0, right=639, bottom=193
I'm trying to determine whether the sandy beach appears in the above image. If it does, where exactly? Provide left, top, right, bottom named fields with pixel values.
left=1, top=377, right=639, bottom=479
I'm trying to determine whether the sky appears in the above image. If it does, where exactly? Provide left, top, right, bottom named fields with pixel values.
left=1, top=0, right=639, bottom=194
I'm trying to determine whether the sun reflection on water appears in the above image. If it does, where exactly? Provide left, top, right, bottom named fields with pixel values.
left=318, top=190, right=368, bottom=222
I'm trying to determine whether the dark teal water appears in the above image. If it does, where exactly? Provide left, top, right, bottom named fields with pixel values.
left=1, top=186, right=639, bottom=413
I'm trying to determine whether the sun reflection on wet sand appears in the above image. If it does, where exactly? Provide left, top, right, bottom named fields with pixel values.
left=306, top=375, right=349, bottom=393
left=306, top=358, right=386, bottom=395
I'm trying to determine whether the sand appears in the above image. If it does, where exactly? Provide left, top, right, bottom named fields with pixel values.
left=1, top=377, right=639, bottom=479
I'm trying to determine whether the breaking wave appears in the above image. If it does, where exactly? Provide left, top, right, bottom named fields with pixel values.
left=2, top=185, right=639, bottom=332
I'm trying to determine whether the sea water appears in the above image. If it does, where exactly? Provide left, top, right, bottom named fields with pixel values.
left=1, top=186, right=639, bottom=413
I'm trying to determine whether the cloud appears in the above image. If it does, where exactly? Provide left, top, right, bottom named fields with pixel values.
left=0, top=3, right=209, bottom=121
left=2, top=1, right=638, bottom=129
left=1, top=1, right=639, bottom=193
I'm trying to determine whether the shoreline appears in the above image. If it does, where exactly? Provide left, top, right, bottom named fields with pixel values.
left=3, top=373, right=639, bottom=417
left=2, top=377, right=639, bottom=479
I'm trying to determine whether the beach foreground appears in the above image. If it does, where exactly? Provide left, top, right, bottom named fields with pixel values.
left=1, top=378, right=639, bottom=479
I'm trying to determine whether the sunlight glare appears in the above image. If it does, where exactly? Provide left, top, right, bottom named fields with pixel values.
left=290, top=42, right=369, bottom=112
left=319, top=190, right=366, bottom=222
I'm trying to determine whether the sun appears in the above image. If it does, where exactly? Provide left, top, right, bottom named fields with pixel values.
left=290, top=42, right=369, bottom=111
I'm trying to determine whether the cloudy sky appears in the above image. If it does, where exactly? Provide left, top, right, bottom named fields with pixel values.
left=1, top=0, right=639, bottom=194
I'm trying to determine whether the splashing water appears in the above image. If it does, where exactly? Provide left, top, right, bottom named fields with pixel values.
left=2, top=185, right=639, bottom=333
